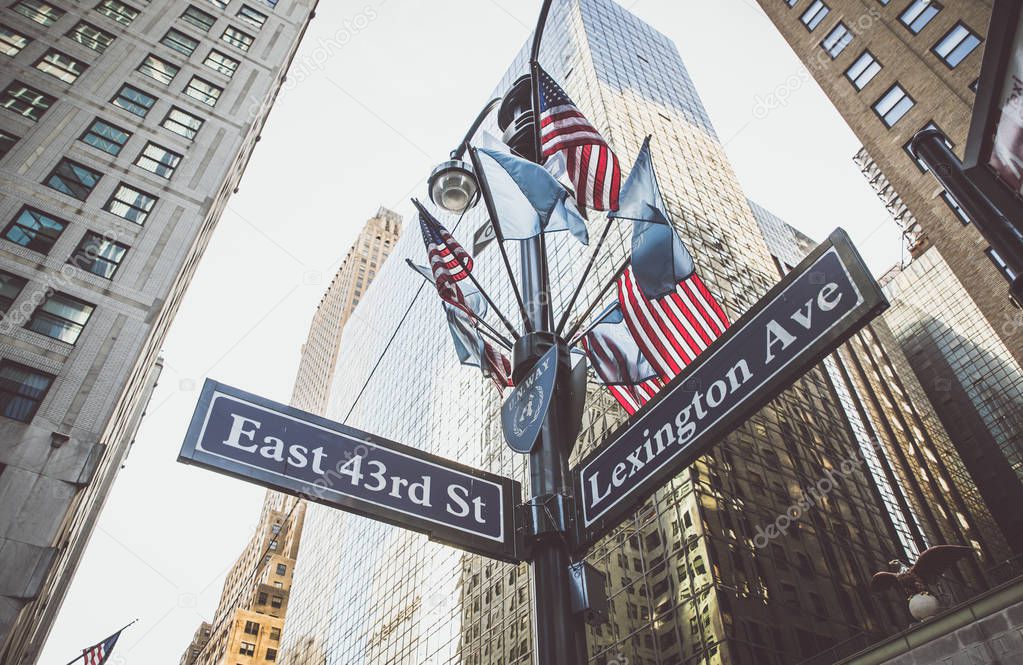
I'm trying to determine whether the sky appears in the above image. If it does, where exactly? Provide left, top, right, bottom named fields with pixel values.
left=37, top=1, right=904, bottom=663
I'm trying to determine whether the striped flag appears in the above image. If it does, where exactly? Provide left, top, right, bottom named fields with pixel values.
left=617, top=265, right=729, bottom=387
left=414, top=203, right=512, bottom=392
left=82, top=629, right=122, bottom=665
left=417, top=206, right=477, bottom=319
left=537, top=66, right=621, bottom=212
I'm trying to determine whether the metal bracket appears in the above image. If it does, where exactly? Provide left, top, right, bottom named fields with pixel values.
left=526, top=493, right=571, bottom=538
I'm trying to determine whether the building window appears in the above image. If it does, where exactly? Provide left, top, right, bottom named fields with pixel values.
left=821, top=22, right=852, bottom=58
left=208, top=0, right=228, bottom=8
left=899, top=0, right=941, bottom=34
left=0, top=362, right=54, bottom=422
left=904, top=121, right=950, bottom=171
left=161, top=28, right=200, bottom=56
left=46, top=159, right=101, bottom=200
left=0, top=130, right=18, bottom=159
left=67, top=22, right=115, bottom=53
left=81, top=118, right=131, bottom=155
left=239, top=642, right=255, bottom=656
left=1, top=25, right=31, bottom=56
left=111, top=84, right=156, bottom=117
left=257, top=592, right=268, bottom=604
left=181, top=5, right=217, bottom=32
left=184, top=76, right=223, bottom=106
left=0, top=270, right=27, bottom=312
left=69, top=232, right=128, bottom=279
left=276, top=563, right=286, bottom=575
left=932, top=22, right=981, bottom=68
left=104, top=183, right=157, bottom=224
left=243, top=621, right=259, bottom=636
left=13, top=0, right=65, bottom=26
left=785, top=0, right=798, bottom=6
left=986, top=248, right=1017, bottom=281
left=95, top=0, right=140, bottom=26
left=135, top=142, right=182, bottom=178
left=4, top=207, right=66, bottom=253
left=237, top=5, right=267, bottom=29
left=270, top=595, right=282, bottom=609
left=941, top=190, right=970, bottom=224
left=161, top=107, right=204, bottom=140
left=269, top=627, right=280, bottom=641
left=266, top=648, right=277, bottom=661
left=27, top=292, right=95, bottom=344
left=138, top=54, right=179, bottom=85
left=221, top=25, right=254, bottom=51
left=2, top=82, right=56, bottom=121
left=204, top=49, right=239, bottom=77
left=845, top=50, right=881, bottom=90
left=873, top=83, right=914, bottom=127
left=800, top=1, right=829, bottom=31
left=35, top=50, right=87, bottom=84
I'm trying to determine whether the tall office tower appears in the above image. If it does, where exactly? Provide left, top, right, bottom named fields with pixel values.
left=754, top=1, right=1023, bottom=365
left=192, top=494, right=306, bottom=665
left=880, top=247, right=1023, bottom=557
left=751, top=201, right=1013, bottom=582
left=180, top=208, right=400, bottom=665
left=290, top=207, right=402, bottom=415
left=179, top=621, right=213, bottom=665
left=852, top=138, right=1023, bottom=556
left=0, top=1, right=317, bottom=663
left=277, top=2, right=950, bottom=664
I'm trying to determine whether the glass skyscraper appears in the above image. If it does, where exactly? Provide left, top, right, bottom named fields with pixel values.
left=278, top=2, right=964, bottom=663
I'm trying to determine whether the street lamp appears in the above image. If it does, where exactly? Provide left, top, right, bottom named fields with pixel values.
left=427, top=159, right=479, bottom=214
left=427, top=97, right=506, bottom=214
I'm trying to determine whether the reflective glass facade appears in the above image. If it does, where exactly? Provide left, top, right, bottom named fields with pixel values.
left=280, top=2, right=926, bottom=663
left=751, top=202, right=1012, bottom=584
left=882, top=248, right=1023, bottom=556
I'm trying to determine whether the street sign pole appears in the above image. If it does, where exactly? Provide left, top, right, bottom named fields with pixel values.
left=502, top=2, right=589, bottom=661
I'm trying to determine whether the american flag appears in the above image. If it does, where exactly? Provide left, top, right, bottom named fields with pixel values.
left=416, top=205, right=512, bottom=391
left=417, top=208, right=475, bottom=317
left=537, top=66, right=621, bottom=212
left=616, top=266, right=729, bottom=408
left=83, top=630, right=122, bottom=665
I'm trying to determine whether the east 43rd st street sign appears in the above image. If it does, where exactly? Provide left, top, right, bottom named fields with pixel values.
left=179, top=381, right=523, bottom=563
left=572, top=229, right=887, bottom=552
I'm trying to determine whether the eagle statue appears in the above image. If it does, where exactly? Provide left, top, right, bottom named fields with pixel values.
left=870, top=545, right=974, bottom=621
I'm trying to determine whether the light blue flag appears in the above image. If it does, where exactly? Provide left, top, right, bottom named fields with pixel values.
left=476, top=148, right=589, bottom=245
left=444, top=302, right=486, bottom=370
left=611, top=137, right=694, bottom=299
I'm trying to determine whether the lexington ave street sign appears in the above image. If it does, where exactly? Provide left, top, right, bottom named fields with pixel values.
left=179, top=381, right=523, bottom=562
left=572, top=229, right=887, bottom=551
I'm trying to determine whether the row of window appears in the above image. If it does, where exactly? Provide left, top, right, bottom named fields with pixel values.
left=11, top=0, right=268, bottom=37
left=5, top=206, right=131, bottom=277
left=795, top=1, right=981, bottom=70
left=238, top=641, right=276, bottom=660
left=242, top=620, right=282, bottom=640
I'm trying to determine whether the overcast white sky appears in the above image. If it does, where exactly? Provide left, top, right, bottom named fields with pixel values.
left=37, top=1, right=904, bottom=662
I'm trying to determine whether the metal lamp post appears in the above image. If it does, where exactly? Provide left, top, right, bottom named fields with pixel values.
left=424, top=2, right=589, bottom=663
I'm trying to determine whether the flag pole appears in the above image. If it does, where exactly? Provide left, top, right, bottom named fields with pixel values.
left=564, top=256, right=631, bottom=342
left=529, top=58, right=554, bottom=332
left=554, top=215, right=616, bottom=336
left=567, top=301, right=619, bottom=348
left=412, top=198, right=521, bottom=340
left=464, top=146, right=535, bottom=333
